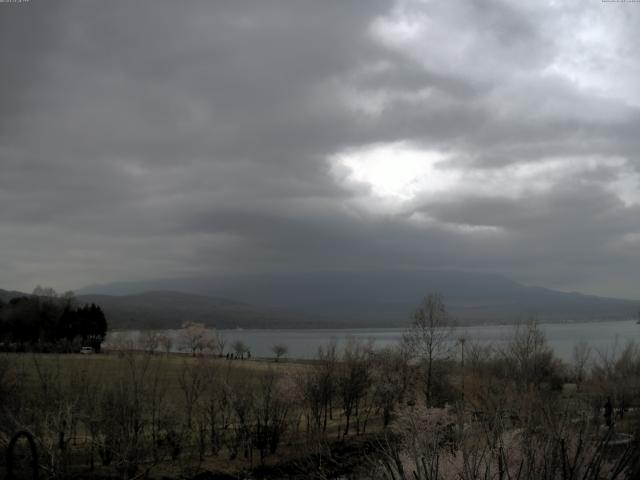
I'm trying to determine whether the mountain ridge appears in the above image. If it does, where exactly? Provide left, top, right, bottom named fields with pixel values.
left=0, top=287, right=324, bottom=330
left=4, top=270, right=638, bottom=329
left=77, top=270, right=640, bottom=327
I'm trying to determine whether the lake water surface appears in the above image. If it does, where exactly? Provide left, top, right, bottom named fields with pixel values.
left=106, top=319, right=640, bottom=362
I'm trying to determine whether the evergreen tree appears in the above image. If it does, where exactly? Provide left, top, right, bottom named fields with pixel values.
left=0, top=290, right=108, bottom=352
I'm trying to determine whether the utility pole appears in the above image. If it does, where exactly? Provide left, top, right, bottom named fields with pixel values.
left=458, top=336, right=466, bottom=444
left=459, top=336, right=466, bottom=404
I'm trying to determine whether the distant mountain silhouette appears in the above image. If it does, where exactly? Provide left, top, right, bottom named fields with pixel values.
left=76, top=290, right=319, bottom=329
left=76, top=270, right=640, bottom=327
left=0, top=289, right=27, bottom=303
left=0, top=288, right=321, bottom=330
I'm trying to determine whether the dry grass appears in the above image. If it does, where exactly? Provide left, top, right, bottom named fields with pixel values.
left=3, top=351, right=310, bottom=408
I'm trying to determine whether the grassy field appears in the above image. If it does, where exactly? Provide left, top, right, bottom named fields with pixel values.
left=11, top=351, right=310, bottom=384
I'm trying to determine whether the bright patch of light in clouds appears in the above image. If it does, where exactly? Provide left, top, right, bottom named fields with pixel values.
left=332, top=144, right=640, bottom=209
left=330, top=143, right=457, bottom=200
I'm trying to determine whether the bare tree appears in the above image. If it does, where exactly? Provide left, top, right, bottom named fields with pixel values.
left=146, top=360, right=169, bottom=463
left=338, top=338, right=372, bottom=437
left=252, top=371, right=291, bottom=463
left=369, top=406, right=456, bottom=480
left=316, top=342, right=338, bottom=432
left=25, top=355, right=78, bottom=478
left=178, top=322, right=208, bottom=356
left=572, top=340, right=592, bottom=386
left=372, top=346, right=411, bottom=427
left=225, top=375, right=255, bottom=461
left=178, top=360, right=206, bottom=429
left=504, top=319, right=560, bottom=390
left=296, top=344, right=337, bottom=437
left=592, top=340, right=640, bottom=422
left=201, top=362, right=229, bottom=456
left=209, top=331, right=226, bottom=357
left=0, top=356, right=22, bottom=441
left=404, top=293, right=452, bottom=406
left=271, top=343, right=288, bottom=362
left=139, top=331, right=159, bottom=355
left=158, top=334, right=173, bottom=355
left=198, top=329, right=224, bottom=357
left=232, top=340, right=249, bottom=359
left=93, top=353, right=157, bottom=479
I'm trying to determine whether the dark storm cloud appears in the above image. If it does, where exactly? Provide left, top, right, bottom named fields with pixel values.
left=1, top=0, right=640, bottom=298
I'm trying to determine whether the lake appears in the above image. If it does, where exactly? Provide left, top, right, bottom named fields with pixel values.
left=105, top=319, right=640, bottom=362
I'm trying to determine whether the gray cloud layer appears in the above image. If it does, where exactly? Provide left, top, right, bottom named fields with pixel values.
left=1, top=0, right=640, bottom=298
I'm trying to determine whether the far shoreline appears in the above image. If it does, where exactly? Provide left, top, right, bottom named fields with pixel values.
left=108, top=315, right=637, bottom=333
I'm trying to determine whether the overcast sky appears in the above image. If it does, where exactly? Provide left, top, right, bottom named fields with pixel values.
left=2, top=0, right=640, bottom=298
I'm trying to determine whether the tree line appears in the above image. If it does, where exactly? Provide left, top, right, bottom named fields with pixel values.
left=0, top=286, right=107, bottom=352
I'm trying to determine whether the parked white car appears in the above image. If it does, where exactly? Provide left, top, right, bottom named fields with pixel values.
left=80, top=346, right=94, bottom=354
